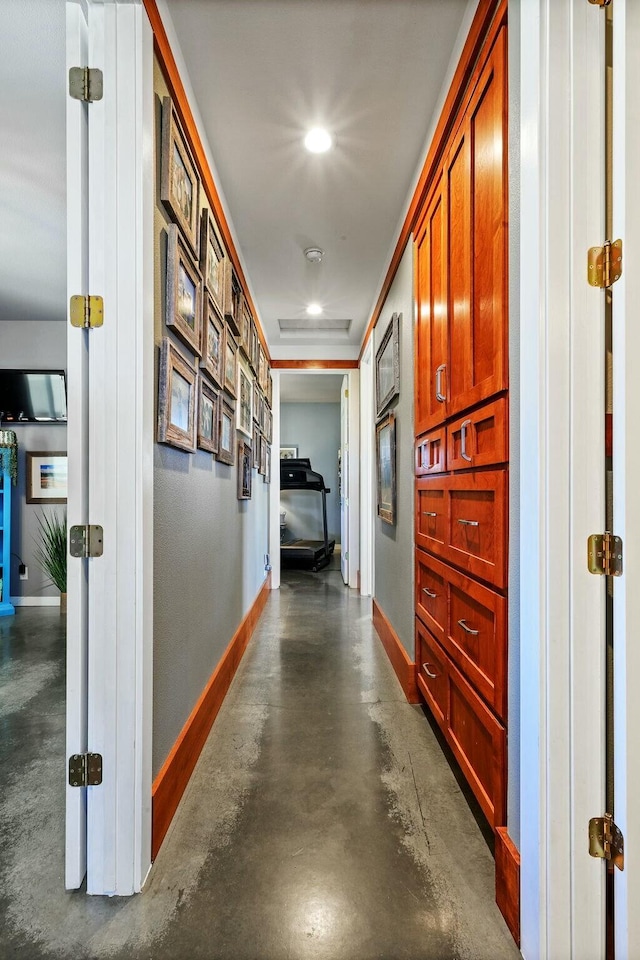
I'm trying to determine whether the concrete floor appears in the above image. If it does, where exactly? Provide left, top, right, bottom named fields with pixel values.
left=0, top=564, right=520, bottom=960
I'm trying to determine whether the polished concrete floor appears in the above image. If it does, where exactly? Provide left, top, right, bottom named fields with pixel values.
left=0, top=565, right=520, bottom=959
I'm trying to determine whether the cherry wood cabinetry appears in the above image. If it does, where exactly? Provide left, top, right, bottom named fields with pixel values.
left=446, top=397, right=507, bottom=472
left=415, top=427, right=446, bottom=476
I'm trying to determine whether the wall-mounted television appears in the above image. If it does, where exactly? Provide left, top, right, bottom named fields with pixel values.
left=0, top=370, right=67, bottom=423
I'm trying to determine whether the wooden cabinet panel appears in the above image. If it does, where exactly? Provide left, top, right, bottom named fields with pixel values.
left=447, top=396, right=507, bottom=472
left=415, top=550, right=447, bottom=644
left=415, top=180, right=448, bottom=435
left=415, top=427, right=446, bottom=476
left=416, top=620, right=448, bottom=728
left=415, top=471, right=507, bottom=589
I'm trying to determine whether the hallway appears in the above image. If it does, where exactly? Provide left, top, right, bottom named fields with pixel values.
left=0, top=566, right=518, bottom=959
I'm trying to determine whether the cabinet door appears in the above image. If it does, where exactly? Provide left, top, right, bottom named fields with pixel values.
left=416, top=620, right=449, bottom=729
left=414, top=177, right=448, bottom=434
left=448, top=29, right=507, bottom=417
left=415, top=548, right=447, bottom=644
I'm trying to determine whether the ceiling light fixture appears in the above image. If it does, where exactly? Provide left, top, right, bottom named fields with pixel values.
left=304, top=247, right=324, bottom=263
left=304, top=127, right=332, bottom=153
left=306, top=303, right=323, bottom=316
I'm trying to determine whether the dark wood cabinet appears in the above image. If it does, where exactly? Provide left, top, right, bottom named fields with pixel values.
left=446, top=397, right=507, bottom=472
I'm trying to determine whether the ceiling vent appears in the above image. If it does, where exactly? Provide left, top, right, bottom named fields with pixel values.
left=278, top=318, right=351, bottom=335
left=304, top=247, right=324, bottom=263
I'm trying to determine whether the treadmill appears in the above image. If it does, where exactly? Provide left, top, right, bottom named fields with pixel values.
left=280, top=458, right=336, bottom=571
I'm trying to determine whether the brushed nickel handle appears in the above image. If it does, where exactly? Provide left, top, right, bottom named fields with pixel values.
left=422, top=511, right=437, bottom=517
left=457, top=518, right=479, bottom=526
left=422, top=663, right=438, bottom=679
left=460, top=418, right=473, bottom=462
left=458, top=619, right=479, bottom=635
left=422, top=587, right=437, bottom=598
left=435, top=363, right=446, bottom=403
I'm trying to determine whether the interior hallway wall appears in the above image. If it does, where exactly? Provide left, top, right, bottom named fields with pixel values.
left=0, top=321, right=67, bottom=602
left=372, top=243, right=414, bottom=656
left=152, top=57, right=269, bottom=778
left=280, top=402, right=341, bottom=544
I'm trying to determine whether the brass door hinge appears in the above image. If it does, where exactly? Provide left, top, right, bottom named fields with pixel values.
left=587, top=239, right=623, bottom=288
left=69, top=67, right=103, bottom=102
left=69, top=753, right=103, bottom=787
left=70, top=295, right=104, bottom=329
left=589, top=814, right=624, bottom=870
left=588, top=533, right=623, bottom=576
left=588, top=0, right=612, bottom=6
left=69, top=525, right=104, bottom=559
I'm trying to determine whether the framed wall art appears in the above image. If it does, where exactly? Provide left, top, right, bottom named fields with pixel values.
left=200, top=292, right=225, bottom=389
left=160, top=97, right=200, bottom=255
left=249, top=320, right=259, bottom=374
left=236, top=357, right=253, bottom=439
left=252, top=380, right=262, bottom=424
left=266, top=373, right=273, bottom=409
left=217, top=396, right=236, bottom=465
left=376, top=410, right=396, bottom=524
left=252, top=428, right=261, bottom=469
left=280, top=446, right=298, bottom=460
left=197, top=378, right=219, bottom=454
left=26, top=452, right=67, bottom=504
left=239, top=296, right=252, bottom=359
left=263, top=445, right=271, bottom=484
left=375, top=312, right=400, bottom=420
left=166, top=224, right=203, bottom=357
left=237, top=440, right=252, bottom=500
left=157, top=337, right=197, bottom=453
left=199, top=208, right=226, bottom=318
left=223, top=327, right=238, bottom=398
left=222, top=259, right=242, bottom=337
left=259, top=433, right=267, bottom=477
left=265, top=408, right=273, bottom=444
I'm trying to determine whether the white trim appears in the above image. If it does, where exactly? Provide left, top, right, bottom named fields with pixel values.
left=269, top=370, right=282, bottom=590
left=359, top=339, right=374, bottom=596
left=10, top=596, right=61, bottom=607
left=346, top=369, right=360, bottom=590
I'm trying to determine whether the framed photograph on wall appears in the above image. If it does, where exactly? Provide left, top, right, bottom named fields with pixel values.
left=376, top=411, right=396, bottom=524
left=26, top=452, right=67, bottom=504
left=236, top=357, right=253, bottom=439
left=237, top=440, right=252, bottom=500
left=280, top=446, right=298, bottom=460
left=197, top=378, right=219, bottom=454
left=160, top=97, right=200, bottom=255
left=200, top=292, right=225, bottom=389
left=263, top=445, right=271, bottom=484
left=216, top=396, right=236, bottom=465
left=259, top=433, right=267, bottom=476
left=223, top=326, right=238, bottom=398
left=252, top=380, right=262, bottom=424
left=157, top=337, right=197, bottom=453
left=166, top=224, right=203, bottom=357
left=222, top=259, right=242, bottom=337
left=199, top=208, right=225, bottom=318
left=249, top=319, right=259, bottom=374
left=252, top=428, right=261, bottom=469
left=375, top=311, right=400, bottom=420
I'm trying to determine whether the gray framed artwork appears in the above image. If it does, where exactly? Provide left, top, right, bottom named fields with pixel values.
left=375, top=311, right=400, bottom=420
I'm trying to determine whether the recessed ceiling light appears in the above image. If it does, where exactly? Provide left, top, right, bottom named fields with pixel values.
left=306, top=303, right=323, bottom=316
left=304, top=128, right=332, bottom=153
left=304, top=247, right=324, bottom=263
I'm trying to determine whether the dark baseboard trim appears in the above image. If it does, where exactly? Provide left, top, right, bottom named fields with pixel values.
left=372, top=598, right=420, bottom=704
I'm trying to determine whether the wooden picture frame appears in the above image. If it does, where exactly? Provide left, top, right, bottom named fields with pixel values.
left=238, top=296, right=252, bottom=359
left=223, top=326, right=238, bottom=398
left=216, top=395, right=236, bottom=465
left=157, top=337, right=197, bottom=453
left=263, top=444, right=271, bottom=484
left=199, top=208, right=225, bottom=318
left=259, top=433, right=267, bottom=476
left=197, top=378, right=219, bottom=454
left=265, top=407, right=273, bottom=444
left=160, top=97, right=200, bottom=255
left=236, top=357, right=253, bottom=440
left=376, top=411, right=396, bottom=524
left=200, top=292, right=225, bottom=389
left=258, top=345, right=268, bottom=393
left=252, top=380, right=262, bottom=424
left=375, top=311, right=401, bottom=420
left=222, top=258, right=242, bottom=337
left=166, top=224, right=203, bottom=357
left=237, top=440, right=252, bottom=499
left=26, top=452, right=67, bottom=504
left=252, top=428, right=261, bottom=469
left=266, top=372, right=273, bottom=409
left=249, top=319, right=259, bottom=374
left=280, top=446, right=298, bottom=460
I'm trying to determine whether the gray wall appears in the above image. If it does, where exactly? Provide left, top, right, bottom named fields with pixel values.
left=0, top=321, right=67, bottom=601
left=373, top=244, right=414, bottom=657
left=280, top=402, right=341, bottom=544
left=152, top=58, right=269, bottom=778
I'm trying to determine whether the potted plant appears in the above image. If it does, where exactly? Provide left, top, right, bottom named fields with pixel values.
left=34, top=510, right=67, bottom=615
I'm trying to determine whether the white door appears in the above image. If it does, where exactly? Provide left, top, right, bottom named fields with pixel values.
left=65, top=0, right=90, bottom=890
left=340, top=375, right=349, bottom=584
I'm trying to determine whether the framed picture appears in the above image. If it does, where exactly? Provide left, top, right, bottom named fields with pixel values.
left=199, top=209, right=225, bottom=318
left=258, top=345, right=268, bottom=393
left=160, top=97, right=200, bottom=255
left=376, top=411, right=396, bottom=524
left=197, top=378, right=219, bottom=454
left=216, top=396, right=236, bottom=465
left=280, top=446, right=298, bottom=460
left=266, top=372, right=273, bottom=409
left=249, top=320, right=259, bottom=374
left=157, top=337, right=197, bottom=452
left=259, top=433, right=267, bottom=476
left=375, top=312, right=401, bottom=419
left=166, top=224, right=203, bottom=357
left=237, top=440, right=252, bottom=500
left=263, top=445, right=271, bottom=484
left=236, top=358, right=253, bottom=439
left=239, top=296, right=252, bottom=359
left=222, top=259, right=242, bottom=337
left=223, top=326, right=238, bottom=398
left=200, top=292, right=225, bottom=389
left=252, top=380, right=262, bottom=424
left=265, top=408, right=273, bottom=444
left=26, top=452, right=67, bottom=504
left=252, top=428, right=261, bottom=469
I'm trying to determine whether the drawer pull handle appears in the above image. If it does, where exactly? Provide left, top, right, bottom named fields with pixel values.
left=460, top=418, right=473, bottom=462
left=422, top=511, right=437, bottom=517
left=422, top=663, right=438, bottom=679
left=458, top=619, right=479, bottom=635
left=435, top=363, right=446, bottom=403
left=457, top=518, right=479, bottom=526
left=422, top=587, right=437, bottom=598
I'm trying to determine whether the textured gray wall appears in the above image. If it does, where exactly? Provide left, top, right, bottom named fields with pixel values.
left=0, top=321, right=67, bottom=601
left=280, top=402, right=341, bottom=544
left=153, top=58, right=269, bottom=777
left=373, top=244, right=414, bottom=657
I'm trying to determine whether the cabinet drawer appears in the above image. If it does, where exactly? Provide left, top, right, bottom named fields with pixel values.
left=446, top=397, right=507, bottom=472
left=416, top=551, right=507, bottom=720
left=415, top=427, right=446, bottom=476
left=415, top=620, right=448, bottom=729
left=415, top=471, right=507, bottom=589
left=447, top=658, right=506, bottom=827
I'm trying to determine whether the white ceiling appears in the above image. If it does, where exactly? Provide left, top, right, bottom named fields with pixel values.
left=280, top=372, right=343, bottom=404
left=163, top=0, right=470, bottom=357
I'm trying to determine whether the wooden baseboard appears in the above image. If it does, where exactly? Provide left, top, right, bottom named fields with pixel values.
left=151, top=573, right=271, bottom=859
left=372, top=599, right=419, bottom=703
left=495, top=826, right=520, bottom=946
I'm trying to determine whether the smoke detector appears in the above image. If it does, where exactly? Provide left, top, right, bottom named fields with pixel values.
left=304, top=247, right=324, bottom=264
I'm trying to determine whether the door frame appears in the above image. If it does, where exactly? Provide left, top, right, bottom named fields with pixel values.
left=518, top=1, right=606, bottom=956
left=359, top=340, right=374, bottom=596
